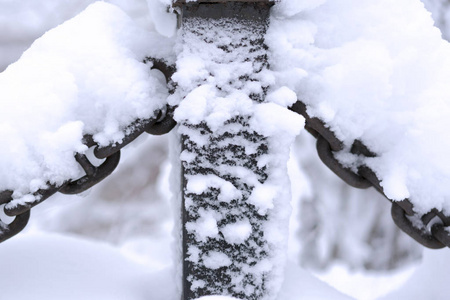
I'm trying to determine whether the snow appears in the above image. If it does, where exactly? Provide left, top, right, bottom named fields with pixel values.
left=221, top=219, right=252, bottom=244
left=0, top=231, right=353, bottom=300
left=267, top=0, right=450, bottom=215
left=2, top=0, right=450, bottom=299
left=247, top=184, right=277, bottom=215
left=184, top=174, right=241, bottom=203
left=203, top=251, right=233, bottom=269
left=8, top=230, right=446, bottom=300
left=0, top=2, right=172, bottom=202
left=315, top=264, right=416, bottom=300
left=146, top=0, right=178, bottom=37
left=381, top=248, right=450, bottom=300
left=0, top=232, right=177, bottom=300
left=185, top=208, right=220, bottom=242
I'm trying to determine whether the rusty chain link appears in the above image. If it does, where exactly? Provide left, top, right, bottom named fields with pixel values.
left=290, top=100, right=450, bottom=249
left=0, top=60, right=177, bottom=243
left=0, top=191, right=30, bottom=243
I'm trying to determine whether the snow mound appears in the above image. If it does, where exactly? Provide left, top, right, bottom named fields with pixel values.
left=268, top=0, right=450, bottom=214
left=0, top=232, right=352, bottom=300
left=0, top=232, right=177, bottom=300
left=0, top=2, right=171, bottom=198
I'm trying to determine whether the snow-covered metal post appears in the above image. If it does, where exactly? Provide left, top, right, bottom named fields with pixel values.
left=170, top=1, right=302, bottom=299
left=175, top=2, right=273, bottom=298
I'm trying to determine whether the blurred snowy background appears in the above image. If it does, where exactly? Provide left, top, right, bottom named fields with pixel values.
left=1, top=0, right=450, bottom=299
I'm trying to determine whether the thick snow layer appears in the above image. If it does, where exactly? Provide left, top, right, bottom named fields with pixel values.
left=0, top=2, right=172, bottom=199
left=0, top=0, right=159, bottom=72
left=268, top=0, right=450, bottom=214
left=6, top=231, right=450, bottom=300
left=0, top=232, right=177, bottom=300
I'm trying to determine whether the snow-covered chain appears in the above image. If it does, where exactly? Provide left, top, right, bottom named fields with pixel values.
left=0, top=3, right=177, bottom=242
left=290, top=100, right=450, bottom=249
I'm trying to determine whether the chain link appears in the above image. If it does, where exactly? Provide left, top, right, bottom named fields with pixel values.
left=4, top=185, right=62, bottom=217
left=391, top=203, right=444, bottom=249
left=0, top=191, right=30, bottom=243
left=58, top=151, right=121, bottom=195
left=290, top=101, right=343, bottom=151
left=0, top=212, right=30, bottom=244
left=316, top=136, right=372, bottom=189
left=93, top=118, right=157, bottom=159
left=290, top=99, right=450, bottom=249
left=432, top=224, right=450, bottom=247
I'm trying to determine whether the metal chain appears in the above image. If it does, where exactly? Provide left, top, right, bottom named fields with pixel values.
left=0, top=191, right=30, bottom=243
left=0, top=60, right=177, bottom=244
left=290, top=100, right=450, bottom=249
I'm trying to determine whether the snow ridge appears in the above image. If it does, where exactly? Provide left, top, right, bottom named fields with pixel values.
left=268, top=0, right=450, bottom=216
left=0, top=2, right=170, bottom=203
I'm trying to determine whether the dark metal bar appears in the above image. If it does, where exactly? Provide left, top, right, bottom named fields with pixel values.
left=177, top=1, right=274, bottom=299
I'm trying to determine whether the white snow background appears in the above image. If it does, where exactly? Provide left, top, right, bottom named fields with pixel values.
left=1, top=0, right=450, bottom=299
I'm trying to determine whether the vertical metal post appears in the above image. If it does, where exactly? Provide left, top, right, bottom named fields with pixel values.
left=173, top=1, right=275, bottom=299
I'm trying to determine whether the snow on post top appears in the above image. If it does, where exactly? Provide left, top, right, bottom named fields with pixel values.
left=0, top=2, right=172, bottom=198
left=267, top=0, right=450, bottom=215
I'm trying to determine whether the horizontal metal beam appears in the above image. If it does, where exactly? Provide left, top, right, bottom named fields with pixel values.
left=173, top=0, right=275, bottom=5
left=178, top=1, right=273, bottom=20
